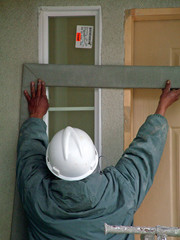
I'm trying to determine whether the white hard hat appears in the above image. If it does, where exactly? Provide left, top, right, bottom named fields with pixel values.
left=46, top=126, right=99, bottom=181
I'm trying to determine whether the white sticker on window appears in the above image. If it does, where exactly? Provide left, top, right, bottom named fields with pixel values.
left=75, top=25, right=93, bottom=49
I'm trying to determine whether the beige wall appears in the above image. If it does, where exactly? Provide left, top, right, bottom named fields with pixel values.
left=1, top=0, right=180, bottom=239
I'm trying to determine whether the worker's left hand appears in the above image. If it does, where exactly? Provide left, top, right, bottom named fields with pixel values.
left=155, top=80, right=180, bottom=116
left=24, top=79, right=49, bottom=119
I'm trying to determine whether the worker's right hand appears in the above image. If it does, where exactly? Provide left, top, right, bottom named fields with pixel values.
left=155, top=80, right=180, bottom=116
left=24, top=79, right=49, bottom=119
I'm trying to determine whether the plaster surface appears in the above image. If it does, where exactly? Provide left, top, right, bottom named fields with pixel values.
left=1, top=0, right=180, bottom=239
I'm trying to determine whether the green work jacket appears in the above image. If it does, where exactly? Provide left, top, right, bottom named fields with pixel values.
left=17, top=114, right=168, bottom=240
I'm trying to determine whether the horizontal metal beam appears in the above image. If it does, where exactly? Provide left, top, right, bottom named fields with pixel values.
left=104, top=224, right=180, bottom=237
left=23, top=64, right=180, bottom=89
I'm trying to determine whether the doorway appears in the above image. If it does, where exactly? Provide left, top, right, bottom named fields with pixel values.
left=124, top=7, right=180, bottom=234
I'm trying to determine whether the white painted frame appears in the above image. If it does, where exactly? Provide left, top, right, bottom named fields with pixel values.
left=38, top=6, right=102, bottom=156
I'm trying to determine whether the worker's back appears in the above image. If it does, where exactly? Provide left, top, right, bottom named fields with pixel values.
left=27, top=168, right=136, bottom=240
left=17, top=115, right=168, bottom=240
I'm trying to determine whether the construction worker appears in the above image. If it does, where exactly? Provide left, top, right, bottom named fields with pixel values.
left=17, top=79, right=180, bottom=240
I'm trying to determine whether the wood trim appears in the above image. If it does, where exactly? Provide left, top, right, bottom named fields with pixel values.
left=124, top=11, right=134, bottom=150
left=129, top=8, right=180, bottom=21
left=124, top=89, right=133, bottom=150
left=124, top=11, right=134, bottom=66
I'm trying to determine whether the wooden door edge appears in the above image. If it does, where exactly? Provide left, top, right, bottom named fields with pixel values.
left=124, top=11, right=134, bottom=150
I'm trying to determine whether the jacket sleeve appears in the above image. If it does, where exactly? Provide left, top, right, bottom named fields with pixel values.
left=115, top=114, right=168, bottom=211
left=16, top=118, right=49, bottom=203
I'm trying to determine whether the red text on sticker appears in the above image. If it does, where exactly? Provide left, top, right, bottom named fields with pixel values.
left=76, top=32, right=81, bottom=41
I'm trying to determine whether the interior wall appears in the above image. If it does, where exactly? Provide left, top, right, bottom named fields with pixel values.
left=1, top=0, right=180, bottom=240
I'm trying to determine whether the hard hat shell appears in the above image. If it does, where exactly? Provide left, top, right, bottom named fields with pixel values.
left=46, top=126, right=99, bottom=181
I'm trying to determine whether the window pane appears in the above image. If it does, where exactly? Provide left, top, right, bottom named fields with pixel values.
left=49, top=16, right=95, bottom=65
left=48, top=16, right=95, bottom=139
left=49, top=87, right=94, bottom=107
left=49, top=111, right=94, bottom=141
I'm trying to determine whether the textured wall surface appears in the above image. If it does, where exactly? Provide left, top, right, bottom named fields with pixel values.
left=1, top=0, right=180, bottom=239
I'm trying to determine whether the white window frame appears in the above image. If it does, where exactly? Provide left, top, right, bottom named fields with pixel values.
left=38, top=6, right=102, bottom=157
